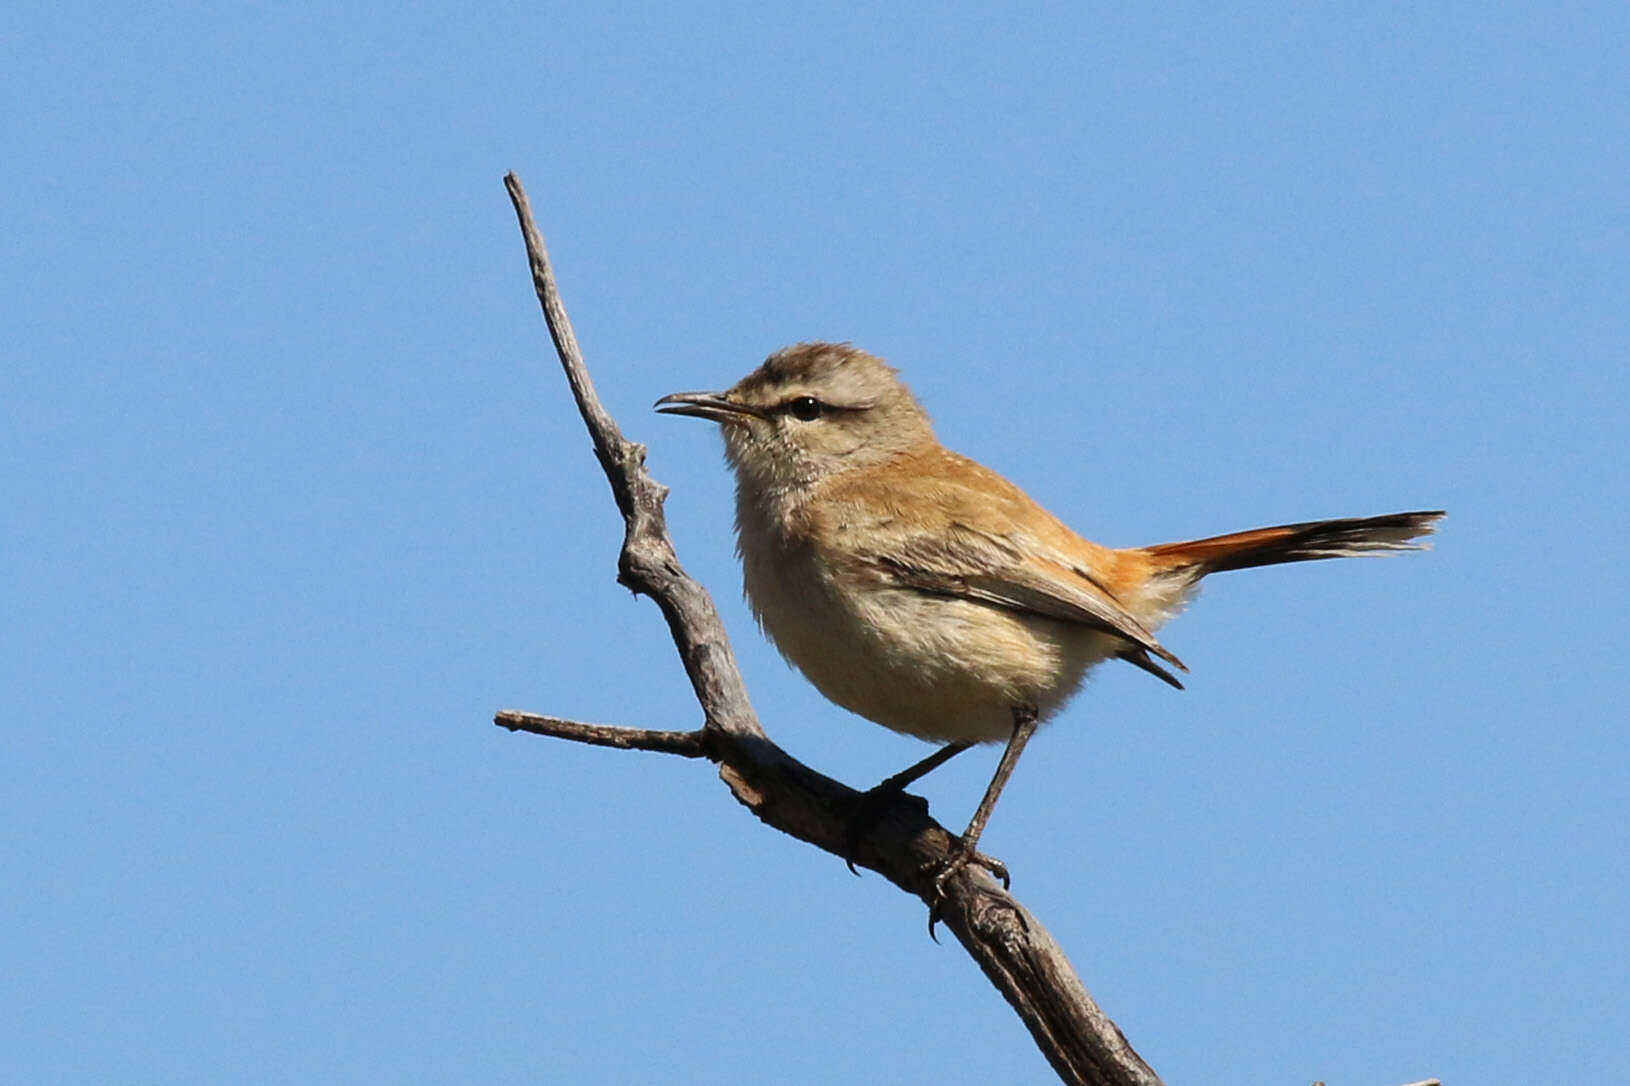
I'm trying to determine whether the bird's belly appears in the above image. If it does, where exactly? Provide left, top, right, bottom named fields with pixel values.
left=744, top=551, right=1119, bottom=744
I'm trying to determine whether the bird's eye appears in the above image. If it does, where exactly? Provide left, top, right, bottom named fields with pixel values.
left=787, top=396, right=824, bottom=421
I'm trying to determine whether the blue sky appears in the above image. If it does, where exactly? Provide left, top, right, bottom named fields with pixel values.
left=5, top=4, right=1626, bottom=1083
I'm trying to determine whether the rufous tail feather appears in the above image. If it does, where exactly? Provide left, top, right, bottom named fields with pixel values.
left=1144, top=510, right=1444, bottom=576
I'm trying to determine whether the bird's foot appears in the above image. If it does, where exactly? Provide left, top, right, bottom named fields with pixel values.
left=925, top=840, right=1010, bottom=940
left=843, top=783, right=928, bottom=875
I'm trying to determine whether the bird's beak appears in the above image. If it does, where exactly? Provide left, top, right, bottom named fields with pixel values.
left=654, top=391, right=765, bottom=425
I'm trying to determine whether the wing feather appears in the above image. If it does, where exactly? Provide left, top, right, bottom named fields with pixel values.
left=865, top=520, right=1187, bottom=672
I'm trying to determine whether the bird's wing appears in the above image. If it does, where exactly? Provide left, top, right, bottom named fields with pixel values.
left=863, top=521, right=1187, bottom=676
left=820, top=448, right=1189, bottom=680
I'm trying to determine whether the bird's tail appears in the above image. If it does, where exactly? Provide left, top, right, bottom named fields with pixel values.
left=1143, top=510, right=1445, bottom=576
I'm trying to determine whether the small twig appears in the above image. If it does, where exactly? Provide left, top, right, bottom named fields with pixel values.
left=494, top=711, right=708, bottom=757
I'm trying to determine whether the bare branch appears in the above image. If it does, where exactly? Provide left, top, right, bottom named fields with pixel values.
left=493, top=711, right=707, bottom=757
left=503, top=173, right=764, bottom=740
left=499, top=170, right=1160, bottom=1086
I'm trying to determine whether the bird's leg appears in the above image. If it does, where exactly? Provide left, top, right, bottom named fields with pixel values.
left=844, top=741, right=972, bottom=874
left=877, top=740, right=973, bottom=793
left=928, top=706, right=1039, bottom=931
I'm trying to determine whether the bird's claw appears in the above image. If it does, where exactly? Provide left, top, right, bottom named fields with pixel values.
left=925, top=841, right=1010, bottom=940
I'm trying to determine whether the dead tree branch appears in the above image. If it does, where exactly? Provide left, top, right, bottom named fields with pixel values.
left=494, top=710, right=708, bottom=756
left=497, top=170, right=1160, bottom=1086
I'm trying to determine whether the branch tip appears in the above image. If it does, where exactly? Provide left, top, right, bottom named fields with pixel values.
left=494, top=710, right=707, bottom=758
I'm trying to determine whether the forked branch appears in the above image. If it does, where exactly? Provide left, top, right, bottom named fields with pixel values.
left=498, top=170, right=1162, bottom=1086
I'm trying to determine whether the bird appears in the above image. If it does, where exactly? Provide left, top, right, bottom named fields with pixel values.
left=656, top=341, right=1441, bottom=900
